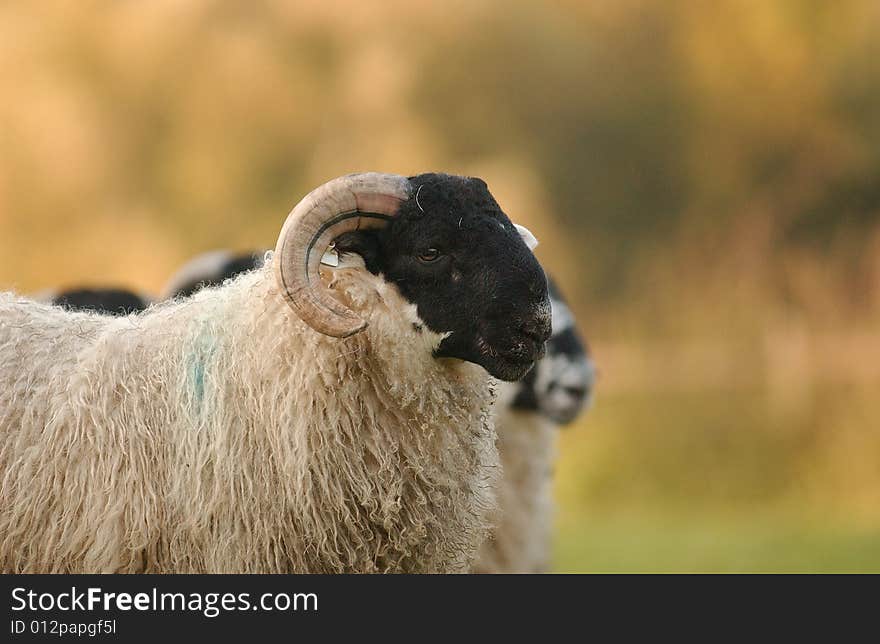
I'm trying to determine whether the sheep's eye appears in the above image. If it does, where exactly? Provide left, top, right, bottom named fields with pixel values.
left=417, top=248, right=441, bottom=263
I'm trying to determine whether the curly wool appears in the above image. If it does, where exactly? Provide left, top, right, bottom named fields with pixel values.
left=472, top=402, right=557, bottom=574
left=0, top=260, right=498, bottom=573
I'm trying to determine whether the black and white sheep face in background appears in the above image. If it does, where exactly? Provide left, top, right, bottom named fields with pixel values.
left=333, top=173, right=552, bottom=382
left=510, top=276, right=594, bottom=425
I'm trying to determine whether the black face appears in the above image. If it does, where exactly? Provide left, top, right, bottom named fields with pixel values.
left=53, top=288, right=149, bottom=316
left=334, top=173, right=552, bottom=381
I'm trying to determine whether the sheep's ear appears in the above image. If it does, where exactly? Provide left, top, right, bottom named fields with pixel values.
left=514, top=223, right=539, bottom=250
left=333, top=230, right=383, bottom=274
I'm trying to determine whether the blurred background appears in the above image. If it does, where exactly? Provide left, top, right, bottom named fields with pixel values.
left=2, top=0, right=879, bottom=571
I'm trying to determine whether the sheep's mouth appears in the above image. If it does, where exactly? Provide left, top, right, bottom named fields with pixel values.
left=488, top=353, right=539, bottom=381
left=434, top=331, right=545, bottom=381
left=485, top=339, right=546, bottom=381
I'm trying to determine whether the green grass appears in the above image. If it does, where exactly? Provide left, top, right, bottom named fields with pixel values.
left=554, top=516, right=880, bottom=573
left=548, top=383, right=880, bottom=573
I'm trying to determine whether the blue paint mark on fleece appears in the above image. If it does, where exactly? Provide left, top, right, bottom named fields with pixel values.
left=187, top=323, right=217, bottom=411
left=191, top=359, right=206, bottom=403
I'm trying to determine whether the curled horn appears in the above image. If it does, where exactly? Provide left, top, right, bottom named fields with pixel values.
left=274, top=172, right=411, bottom=337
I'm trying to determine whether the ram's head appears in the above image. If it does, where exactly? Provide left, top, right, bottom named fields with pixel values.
left=275, top=172, right=552, bottom=381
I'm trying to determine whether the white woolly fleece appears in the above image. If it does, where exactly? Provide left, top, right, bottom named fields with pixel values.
left=0, top=259, right=499, bottom=573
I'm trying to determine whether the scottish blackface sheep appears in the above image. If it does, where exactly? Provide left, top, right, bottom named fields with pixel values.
left=0, top=172, right=551, bottom=573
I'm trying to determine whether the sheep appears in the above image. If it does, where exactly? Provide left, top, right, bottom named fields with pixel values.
left=0, top=172, right=552, bottom=574
left=160, top=250, right=594, bottom=574
left=473, top=276, right=594, bottom=573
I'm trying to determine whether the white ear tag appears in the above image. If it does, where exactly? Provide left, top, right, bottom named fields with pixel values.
left=320, top=244, right=339, bottom=267
left=514, top=223, right=539, bottom=250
